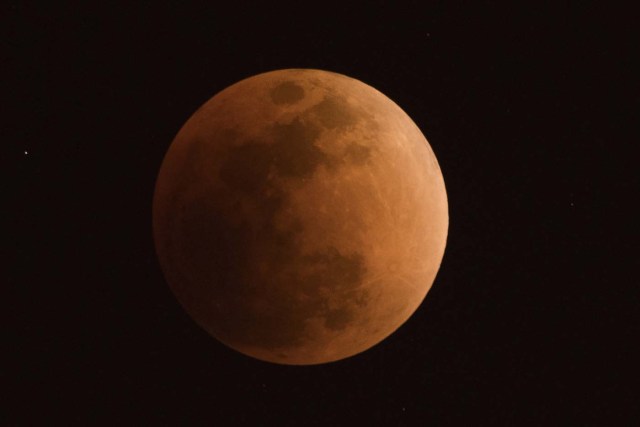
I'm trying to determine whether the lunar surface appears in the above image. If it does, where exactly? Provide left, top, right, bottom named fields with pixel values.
left=153, top=69, right=448, bottom=365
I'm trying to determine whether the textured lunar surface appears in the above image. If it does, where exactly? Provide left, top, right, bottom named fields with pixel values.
left=153, top=69, right=448, bottom=365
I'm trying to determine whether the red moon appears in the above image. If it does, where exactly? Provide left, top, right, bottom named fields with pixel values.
left=153, top=69, right=448, bottom=365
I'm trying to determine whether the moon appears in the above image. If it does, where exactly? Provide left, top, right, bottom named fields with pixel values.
left=153, top=69, right=448, bottom=365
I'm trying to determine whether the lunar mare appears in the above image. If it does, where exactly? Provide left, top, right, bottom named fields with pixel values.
left=153, top=69, right=448, bottom=365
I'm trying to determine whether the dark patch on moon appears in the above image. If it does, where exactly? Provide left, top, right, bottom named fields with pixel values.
left=270, top=118, right=326, bottom=179
left=219, top=142, right=273, bottom=196
left=311, top=96, right=358, bottom=129
left=324, top=308, right=354, bottom=331
left=197, top=118, right=369, bottom=351
left=270, top=81, right=305, bottom=105
left=220, top=117, right=326, bottom=190
left=297, top=247, right=367, bottom=332
left=208, top=243, right=368, bottom=350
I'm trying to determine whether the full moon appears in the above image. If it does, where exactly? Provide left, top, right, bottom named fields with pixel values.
left=153, top=69, right=448, bottom=365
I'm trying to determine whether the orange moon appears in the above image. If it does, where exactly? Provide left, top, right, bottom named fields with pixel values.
left=153, top=69, right=448, bottom=365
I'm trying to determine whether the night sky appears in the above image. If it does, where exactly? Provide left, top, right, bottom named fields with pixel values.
left=7, top=2, right=636, bottom=425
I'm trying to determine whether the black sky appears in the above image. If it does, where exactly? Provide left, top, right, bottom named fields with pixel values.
left=7, top=2, right=637, bottom=425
